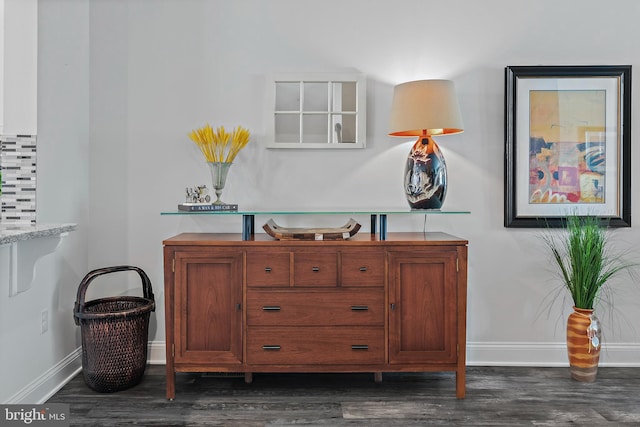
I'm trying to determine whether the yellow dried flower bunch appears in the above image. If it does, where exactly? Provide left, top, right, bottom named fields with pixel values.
left=188, top=123, right=251, bottom=163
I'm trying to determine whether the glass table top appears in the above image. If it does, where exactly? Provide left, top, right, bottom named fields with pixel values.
left=161, top=208, right=470, bottom=215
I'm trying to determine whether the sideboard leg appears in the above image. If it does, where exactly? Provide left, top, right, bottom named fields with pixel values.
left=374, top=372, right=382, bottom=383
left=166, top=369, right=175, bottom=400
left=245, top=372, right=253, bottom=384
left=456, top=368, right=466, bottom=399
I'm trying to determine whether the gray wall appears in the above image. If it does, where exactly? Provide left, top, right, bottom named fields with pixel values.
left=98, top=0, right=639, bottom=365
left=0, top=0, right=89, bottom=403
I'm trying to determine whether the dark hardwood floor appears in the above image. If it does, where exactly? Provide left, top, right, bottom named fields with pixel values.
left=47, top=365, right=640, bottom=426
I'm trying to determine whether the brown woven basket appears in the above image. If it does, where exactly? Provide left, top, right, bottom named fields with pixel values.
left=73, top=266, right=155, bottom=393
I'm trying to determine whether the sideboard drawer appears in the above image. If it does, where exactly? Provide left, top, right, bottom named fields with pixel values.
left=247, top=290, right=384, bottom=326
left=341, top=250, right=385, bottom=287
left=247, top=326, right=384, bottom=365
left=293, top=252, right=338, bottom=287
left=246, top=252, right=290, bottom=287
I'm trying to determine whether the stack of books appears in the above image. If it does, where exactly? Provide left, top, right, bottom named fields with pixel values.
left=178, top=203, right=238, bottom=212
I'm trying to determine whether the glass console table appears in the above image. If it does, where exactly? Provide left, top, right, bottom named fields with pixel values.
left=161, top=209, right=470, bottom=240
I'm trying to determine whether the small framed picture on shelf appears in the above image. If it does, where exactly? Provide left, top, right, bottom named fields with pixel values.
left=504, top=65, right=631, bottom=228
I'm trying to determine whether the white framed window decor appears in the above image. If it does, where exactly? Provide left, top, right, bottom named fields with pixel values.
left=265, top=72, right=366, bottom=149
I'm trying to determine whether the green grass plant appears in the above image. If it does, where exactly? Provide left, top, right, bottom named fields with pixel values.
left=543, top=215, right=634, bottom=310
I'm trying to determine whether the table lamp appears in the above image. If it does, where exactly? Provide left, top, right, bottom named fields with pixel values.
left=389, top=79, right=464, bottom=209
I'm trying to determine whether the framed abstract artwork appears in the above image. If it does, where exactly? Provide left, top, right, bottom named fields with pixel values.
left=504, top=65, right=631, bottom=228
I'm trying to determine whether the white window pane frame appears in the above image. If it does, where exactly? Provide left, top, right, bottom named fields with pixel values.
left=266, top=72, right=366, bottom=149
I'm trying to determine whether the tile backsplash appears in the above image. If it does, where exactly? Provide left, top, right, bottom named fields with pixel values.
left=0, top=134, right=37, bottom=224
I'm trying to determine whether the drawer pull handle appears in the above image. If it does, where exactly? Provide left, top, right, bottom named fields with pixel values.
left=312, top=267, right=320, bottom=272
left=391, top=303, right=396, bottom=311
left=262, top=306, right=281, bottom=311
left=264, top=267, right=272, bottom=272
left=359, top=267, right=368, bottom=272
left=351, top=305, right=369, bottom=311
left=351, top=345, right=369, bottom=350
left=262, top=345, right=281, bottom=351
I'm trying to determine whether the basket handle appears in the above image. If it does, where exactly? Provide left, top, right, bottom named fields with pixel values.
left=73, top=265, right=155, bottom=325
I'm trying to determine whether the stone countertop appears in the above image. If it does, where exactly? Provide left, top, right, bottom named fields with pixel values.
left=0, top=223, right=77, bottom=245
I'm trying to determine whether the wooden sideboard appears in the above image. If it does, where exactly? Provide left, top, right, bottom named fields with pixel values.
left=163, top=232, right=468, bottom=399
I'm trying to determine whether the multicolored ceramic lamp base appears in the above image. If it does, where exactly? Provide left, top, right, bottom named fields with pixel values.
left=404, top=136, right=447, bottom=210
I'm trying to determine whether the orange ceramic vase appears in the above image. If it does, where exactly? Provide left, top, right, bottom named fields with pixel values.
left=566, top=307, right=601, bottom=382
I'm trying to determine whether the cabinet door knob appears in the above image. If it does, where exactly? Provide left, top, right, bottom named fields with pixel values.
left=351, top=305, right=369, bottom=311
left=262, top=306, right=281, bottom=311
left=359, top=267, right=367, bottom=272
left=391, top=303, right=396, bottom=311
left=351, top=345, right=369, bottom=350
left=312, top=267, right=320, bottom=272
left=236, top=303, right=241, bottom=311
left=264, top=267, right=272, bottom=272
left=262, top=345, right=281, bottom=351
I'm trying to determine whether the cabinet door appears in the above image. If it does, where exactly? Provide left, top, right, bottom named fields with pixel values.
left=174, top=251, right=243, bottom=366
left=388, top=250, right=458, bottom=364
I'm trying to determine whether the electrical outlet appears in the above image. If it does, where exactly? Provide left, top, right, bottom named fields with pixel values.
left=41, top=309, right=49, bottom=334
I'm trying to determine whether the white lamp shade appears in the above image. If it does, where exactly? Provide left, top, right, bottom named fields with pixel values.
left=389, top=79, right=464, bottom=137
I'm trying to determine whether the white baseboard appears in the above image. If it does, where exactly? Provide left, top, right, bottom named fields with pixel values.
left=466, top=342, right=640, bottom=367
left=8, top=340, right=639, bottom=404
left=148, top=340, right=640, bottom=367
left=8, top=342, right=163, bottom=404
left=7, top=347, right=82, bottom=404
left=147, top=340, right=167, bottom=365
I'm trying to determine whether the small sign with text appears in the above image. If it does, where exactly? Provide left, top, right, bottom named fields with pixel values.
left=1, top=404, right=69, bottom=426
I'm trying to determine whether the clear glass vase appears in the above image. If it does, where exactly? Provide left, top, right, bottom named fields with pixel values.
left=207, top=162, right=232, bottom=205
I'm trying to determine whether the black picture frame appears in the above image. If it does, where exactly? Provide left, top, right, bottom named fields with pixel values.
left=504, top=65, right=631, bottom=228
